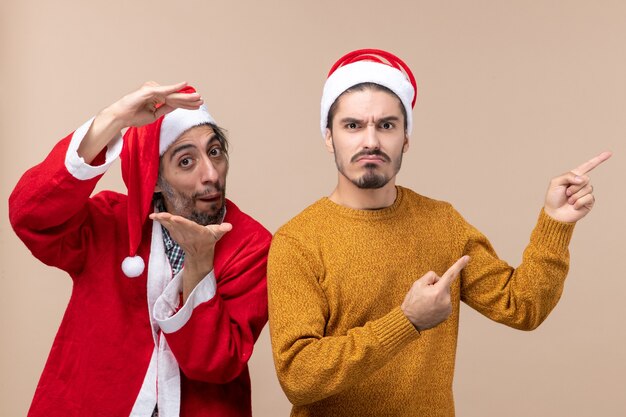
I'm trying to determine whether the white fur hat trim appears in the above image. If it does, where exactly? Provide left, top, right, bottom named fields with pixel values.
left=159, top=104, right=216, bottom=155
left=320, top=60, right=415, bottom=137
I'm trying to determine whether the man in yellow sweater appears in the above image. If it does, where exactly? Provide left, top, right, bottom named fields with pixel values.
left=267, top=49, right=611, bottom=416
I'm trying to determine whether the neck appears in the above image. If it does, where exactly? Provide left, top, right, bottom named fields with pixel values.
left=329, top=176, right=398, bottom=210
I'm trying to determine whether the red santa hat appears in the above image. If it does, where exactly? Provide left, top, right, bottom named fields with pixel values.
left=119, top=86, right=216, bottom=277
left=320, top=48, right=417, bottom=137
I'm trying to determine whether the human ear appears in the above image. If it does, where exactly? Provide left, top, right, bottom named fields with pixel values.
left=324, top=129, right=335, bottom=153
left=154, top=173, right=162, bottom=193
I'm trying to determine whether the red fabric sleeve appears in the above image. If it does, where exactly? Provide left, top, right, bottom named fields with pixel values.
left=8, top=134, right=114, bottom=277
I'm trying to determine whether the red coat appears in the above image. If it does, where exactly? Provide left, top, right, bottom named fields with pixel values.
left=9, top=127, right=271, bottom=417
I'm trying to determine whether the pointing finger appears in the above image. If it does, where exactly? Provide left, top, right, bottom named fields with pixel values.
left=438, top=255, right=470, bottom=288
left=571, top=151, right=612, bottom=176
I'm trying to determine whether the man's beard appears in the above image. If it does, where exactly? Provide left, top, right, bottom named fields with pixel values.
left=353, top=165, right=389, bottom=188
left=335, top=148, right=403, bottom=189
left=157, top=177, right=226, bottom=226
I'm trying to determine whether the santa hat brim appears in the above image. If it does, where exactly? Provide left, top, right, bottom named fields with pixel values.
left=320, top=60, right=415, bottom=137
left=159, top=105, right=216, bottom=155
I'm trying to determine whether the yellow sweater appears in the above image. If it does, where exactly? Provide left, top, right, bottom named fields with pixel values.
left=267, top=186, right=574, bottom=417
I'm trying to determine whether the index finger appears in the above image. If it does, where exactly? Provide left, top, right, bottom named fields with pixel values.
left=150, top=81, right=188, bottom=95
left=571, top=151, right=612, bottom=176
left=437, top=255, right=470, bottom=288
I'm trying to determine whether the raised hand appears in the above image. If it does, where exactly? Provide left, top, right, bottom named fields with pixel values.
left=78, top=81, right=203, bottom=164
left=149, top=212, right=232, bottom=301
left=401, top=256, right=470, bottom=331
left=109, top=81, right=203, bottom=129
left=544, top=151, right=612, bottom=223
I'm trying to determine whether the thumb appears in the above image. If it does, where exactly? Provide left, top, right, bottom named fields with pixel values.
left=206, top=222, right=232, bottom=241
left=218, top=222, right=233, bottom=233
left=550, top=171, right=584, bottom=188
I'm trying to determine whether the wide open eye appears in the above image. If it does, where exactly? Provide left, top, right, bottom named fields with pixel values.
left=179, top=157, right=193, bottom=168
left=209, top=147, right=223, bottom=157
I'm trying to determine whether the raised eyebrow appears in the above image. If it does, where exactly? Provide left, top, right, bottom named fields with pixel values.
left=206, top=135, right=222, bottom=148
left=169, top=144, right=197, bottom=162
left=169, top=134, right=222, bottom=162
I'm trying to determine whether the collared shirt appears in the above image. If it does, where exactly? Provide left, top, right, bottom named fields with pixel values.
left=154, top=196, right=185, bottom=275
left=162, top=225, right=185, bottom=275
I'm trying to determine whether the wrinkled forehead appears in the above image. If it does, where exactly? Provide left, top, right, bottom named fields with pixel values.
left=331, top=84, right=407, bottom=125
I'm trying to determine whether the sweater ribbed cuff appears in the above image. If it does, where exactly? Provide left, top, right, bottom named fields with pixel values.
left=371, top=307, right=420, bottom=354
left=532, top=209, right=576, bottom=255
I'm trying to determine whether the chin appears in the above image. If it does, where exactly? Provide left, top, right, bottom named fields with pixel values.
left=190, top=199, right=226, bottom=226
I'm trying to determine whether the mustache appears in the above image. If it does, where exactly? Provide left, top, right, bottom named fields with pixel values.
left=350, top=149, right=391, bottom=163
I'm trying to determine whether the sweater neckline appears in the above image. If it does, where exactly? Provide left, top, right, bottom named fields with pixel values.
left=320, top=186, right=406, bottom=220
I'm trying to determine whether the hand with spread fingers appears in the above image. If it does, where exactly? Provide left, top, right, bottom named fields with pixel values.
left=401, top=256, right=470, bottom=331
left=150, top=212, right=232, bottom=301
left=544, top=151, right=612, bottom=223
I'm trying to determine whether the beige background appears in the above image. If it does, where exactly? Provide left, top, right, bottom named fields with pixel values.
left=1, top=1, right=625, bottom=416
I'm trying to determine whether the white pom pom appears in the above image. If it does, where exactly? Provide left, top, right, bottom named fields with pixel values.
left=122, top=255, right=145, bottom=278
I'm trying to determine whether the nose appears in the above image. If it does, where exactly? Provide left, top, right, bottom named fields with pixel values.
left=363, top=123, right=380, bottom=149
left=199, top=155, right=219, bottom=184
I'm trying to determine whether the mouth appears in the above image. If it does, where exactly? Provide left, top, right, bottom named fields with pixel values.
left=194, top=192, right=222, bottom=203
left=356, top=155, right=385, bottom=163
left=352, top=151, right=390, bottom=164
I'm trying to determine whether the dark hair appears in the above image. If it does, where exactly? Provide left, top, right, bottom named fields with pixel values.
left=326, top=82, right=407, bottom=131
left=199, top=123, right=228, bottom=157
left=165, top=122, right=229, bottom=156
left=206, top=123, right=229, bottom=156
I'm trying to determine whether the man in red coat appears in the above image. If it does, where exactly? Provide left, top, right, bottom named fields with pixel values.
left=9, top=82, right=272, bottom=417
